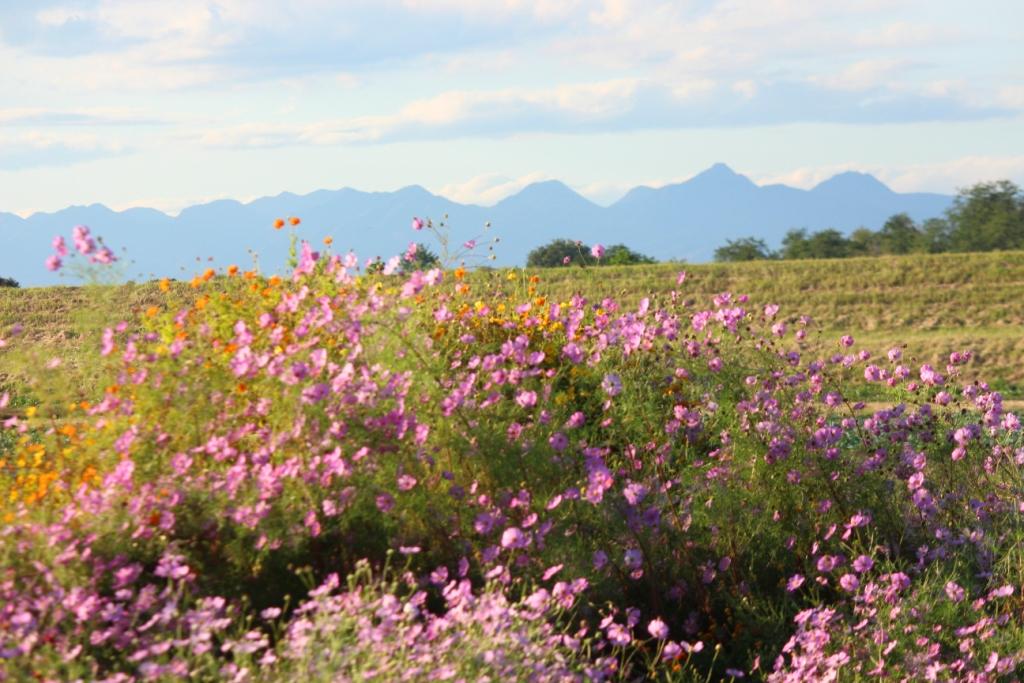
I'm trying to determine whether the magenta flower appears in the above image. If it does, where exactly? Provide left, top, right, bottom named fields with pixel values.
left=548, top=432, right=568, bottom=451
left=501, top=526, right=529, bottom=549
left=72, top=224, right=95, bottom=254
left=562, top=255, right=571, bottom=265
left=839, top=574, right=860, bottom=592
left=412, top=217, right=424, bottom=231
left=90, top=247, right=116, bottom=264
left=591, top=243, right=605, bottom=259
left=852, top=555, right=874, bottom=573
left=52, top=235, right=68, bottom=257
left=45, top=254, right=62, bottom=271
left=515, top=390, right=538, bottom=409
left=786, top=574, right=805, bottom=591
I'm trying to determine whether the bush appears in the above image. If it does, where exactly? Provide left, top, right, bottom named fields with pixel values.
left=527, top=239, right=655, bottom=267
left=0, top=276, right=19, bottom=288
left=2, top=227, right=1023, bottom=681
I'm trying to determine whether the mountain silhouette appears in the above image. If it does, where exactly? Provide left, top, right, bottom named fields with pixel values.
left=0, top=164, right=952, bottom=286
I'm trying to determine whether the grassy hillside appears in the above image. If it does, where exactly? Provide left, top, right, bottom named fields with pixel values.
left=527, top=250, right=1024, bottom=394
left=2, top=250, right=1024, bottom=412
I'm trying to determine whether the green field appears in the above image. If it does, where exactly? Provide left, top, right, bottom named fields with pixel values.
left=3, top=249, right=1024, bottom=409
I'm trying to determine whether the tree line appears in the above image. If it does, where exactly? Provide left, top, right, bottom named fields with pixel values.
left=714, top=180, right=1024, bottom=262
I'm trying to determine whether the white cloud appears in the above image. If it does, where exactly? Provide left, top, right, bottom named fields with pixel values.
left=0, top=131, right=128, bottom=169
left=434, top=172, right=554, bottom=205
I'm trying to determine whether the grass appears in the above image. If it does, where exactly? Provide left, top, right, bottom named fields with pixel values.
left=525, top=251, right=1024, bottom=394
left=3, top=251, right=1024, bottom=413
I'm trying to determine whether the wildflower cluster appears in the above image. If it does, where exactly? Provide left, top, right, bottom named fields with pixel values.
left=1, top=217, right=1022, bottom=681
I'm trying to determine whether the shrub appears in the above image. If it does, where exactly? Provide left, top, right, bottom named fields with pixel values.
left=2, top=222, right=1023, bottom=681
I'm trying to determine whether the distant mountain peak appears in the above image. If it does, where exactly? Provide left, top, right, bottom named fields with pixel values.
left=687, top=163, right=758, bottom=190
left=499, top=179, right=594, bottom=206
left=812, top=171, right=892, bottom=195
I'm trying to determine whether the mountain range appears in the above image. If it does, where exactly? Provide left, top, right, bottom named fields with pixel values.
left=0, top=163, right=953, bottom=287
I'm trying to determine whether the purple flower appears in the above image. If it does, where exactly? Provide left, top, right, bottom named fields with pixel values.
left=839, top=574, right=860, bottom=592
left=601, top=373, right=622, bottom=397
left=606, top=623, right=631, bottom=646
left=515, top=390, right=538, bottom=409
left=816, top=555, right=839, bottom=572
left=840, top=335, right=854, bottom=347
left=786, top=574, right=805, bottom=592
left=548, top=432, right=569, bottom=451
left=624, top=548, right=643, bottom=570
left=501, top=527, right=529, bottom=549
left=852, top=555, right=874, bottom=573
left=945, top=581, right=965, bottom=603
left=647, top=618, right=669, bottom=640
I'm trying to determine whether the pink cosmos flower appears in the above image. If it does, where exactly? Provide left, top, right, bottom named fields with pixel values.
left=945, top=581, right=965, bottom=602
left=52, top=235, right=68, bottom=257
left=647, top=618, right=669, bottom=640
left=853, top=555, right=874, bottom=573
left=562, top=256, right=571, bottom=265
left=839, top=574, right=860, bottom=592
left=412, top=217, right=424, bottom=231
left=501, top=526, right=529, bottom=549
left=45, top=254, right=62, bottom=271
left=515, top=390, right=538, bottom=409
left=591, top=243, right=605, bottom=259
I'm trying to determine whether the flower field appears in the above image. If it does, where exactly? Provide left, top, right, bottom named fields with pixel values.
left=1, top=223, right=1024, bottom=681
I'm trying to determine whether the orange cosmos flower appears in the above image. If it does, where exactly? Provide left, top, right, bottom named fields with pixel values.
left=158, top=277, right=170, bottom=292
left=273, top=218, right=285, bottom=229
left=289, top=216, right=301, bottom=226
left=323, top=236, right=333, bottom=246
left=227, top=264, right=239, bottom=276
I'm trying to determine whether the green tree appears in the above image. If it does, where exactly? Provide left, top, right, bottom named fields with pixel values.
left=526, top=239, right=591, bottom=267
left=603, top=244, right=657, bottom=265
left=400, top=243, right=441, bottom=274
left=779, top=229, right=811, bottom=259
left=0, top=276, right=18, bottom=288
left=847, top=227, right=880, bottom=257
left=947, top=180, right=1024, bottom=252
left=877, top=213, right=922, bottom=254
left=918, top=217, right=952, bottom=253
left=805, top=229, right=851, bottom=259
left=714, top=237, right=775, bottom=262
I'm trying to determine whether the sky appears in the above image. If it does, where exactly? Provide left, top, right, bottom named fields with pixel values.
left=1, top=0, right=1022, bottom=217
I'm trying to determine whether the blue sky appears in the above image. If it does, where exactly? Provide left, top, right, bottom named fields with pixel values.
left=1, top=0, right=1022, bottom=216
